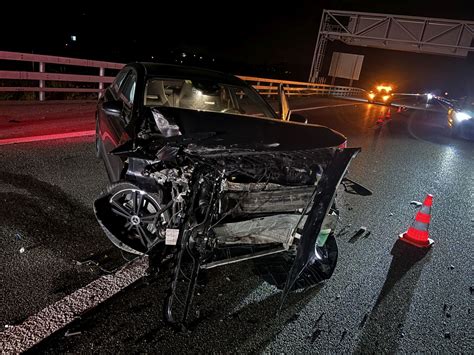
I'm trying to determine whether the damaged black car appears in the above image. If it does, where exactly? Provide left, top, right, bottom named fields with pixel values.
left=94, top=63, right=364, bottom=326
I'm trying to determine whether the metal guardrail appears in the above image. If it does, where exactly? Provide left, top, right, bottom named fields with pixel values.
left=0, top=51, right=366, bottom=101
left=238, top=76, right=366, bottom=97
left=0, top=51, right=122, bottom=101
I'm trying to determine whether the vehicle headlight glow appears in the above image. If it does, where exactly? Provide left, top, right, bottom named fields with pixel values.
left=377, top=85, right=392, bottom=92
left=368, top=93, right=375, bottom=99
left=427, top=93, right=433, bottom=100
left=382, top=95, right=390, bottom=101
left=454, top=111, right=472, bottom=122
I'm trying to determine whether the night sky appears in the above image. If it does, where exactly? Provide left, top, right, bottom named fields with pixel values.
left=1, top=1, right=474, bottom=95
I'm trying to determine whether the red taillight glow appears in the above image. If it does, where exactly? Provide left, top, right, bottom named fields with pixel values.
left=0, top=130, right=95, bottom=146
left=338, top=140, right=347, bottom=149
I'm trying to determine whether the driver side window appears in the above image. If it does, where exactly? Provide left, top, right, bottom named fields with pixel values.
left=117, top=72, right=137, bottom=124
left=112, top=69, right=129, bottom=93
left=119, top=73, right=137, bottom=108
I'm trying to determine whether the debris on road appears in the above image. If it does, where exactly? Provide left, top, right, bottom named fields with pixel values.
left=285, top=313, right=300, bottom=325
left=337, top=226, right=350, bottom=237
left=64, top=330, right=82, bottom=337
left=225, top=277, right=231, bottom=282
left=74, top=259, right=114, bottom=274
left=359, top=313, right=369, bottom=329
left=314, top=313, right=325, bottom=328
left=449, top=265, right=455, bottom=270
left=349, top=227, right=369, bottom=243
left=443, top=304, right=452, bottom=318
left=15, top=233, right=22, bottom=241
left=410, top=201, right=423, bottom=207
left=310, top=329, right=323, bottom=344
left=444, top=332, right=451, bottom=339
left=339, top=329, right=347, bottom=343
left=19, top=247, right=25, bottom=254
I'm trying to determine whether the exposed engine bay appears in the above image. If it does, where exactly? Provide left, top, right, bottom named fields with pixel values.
left=94, top=133, right=360, bottom=326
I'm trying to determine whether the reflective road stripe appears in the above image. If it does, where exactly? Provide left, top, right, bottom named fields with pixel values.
left=0, top=257, right=148, bottom=353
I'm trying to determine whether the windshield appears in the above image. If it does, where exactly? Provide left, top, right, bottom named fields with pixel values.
left=144, top=78, right=276, bottom=119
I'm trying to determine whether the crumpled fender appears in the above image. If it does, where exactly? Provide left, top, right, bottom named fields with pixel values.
left=280, top=147, right=360, bottom=308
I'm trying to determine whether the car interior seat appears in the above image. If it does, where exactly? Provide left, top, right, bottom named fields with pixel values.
left=176, top=80, right=194, bottom=108
left=145, top=80, right=169, bottom=106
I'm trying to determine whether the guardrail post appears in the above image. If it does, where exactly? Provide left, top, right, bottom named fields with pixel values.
left=267, top=82, right=272, bottom=98
left=39, top=62, right=45, bottom=101
left=99, top=67, right=105, bottom=98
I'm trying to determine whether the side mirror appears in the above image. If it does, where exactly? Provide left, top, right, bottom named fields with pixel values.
left=289, top=113, right=308, bottom=124
left=102, top=100, right=123, bottom=117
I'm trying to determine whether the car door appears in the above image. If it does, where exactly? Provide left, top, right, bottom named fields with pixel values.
left=99, top=69, right=137, bottom=182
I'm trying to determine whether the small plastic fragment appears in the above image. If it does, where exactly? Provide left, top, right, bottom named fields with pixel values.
left=64, top=330, right=82, bottom=337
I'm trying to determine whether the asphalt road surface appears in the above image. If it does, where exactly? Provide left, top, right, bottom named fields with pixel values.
left=1, top=97, right=472, bottom=353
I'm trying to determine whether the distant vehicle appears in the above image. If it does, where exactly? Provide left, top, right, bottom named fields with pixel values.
left=447, top=96, right=474, bottom=138
left=94, top=62, right=368, bottom=326
left=367, top=84, right=394, bottom=105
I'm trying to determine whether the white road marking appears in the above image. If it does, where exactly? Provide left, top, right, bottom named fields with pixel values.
left=0, top=257, right=148, bottom=353
left=292, top=102, right=363, bottom=112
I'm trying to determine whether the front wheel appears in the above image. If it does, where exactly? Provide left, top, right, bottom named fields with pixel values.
left=93, top=182, right=171, bottom=255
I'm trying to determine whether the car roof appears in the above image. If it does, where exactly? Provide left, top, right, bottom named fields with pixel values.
left=128, top=62, right=246, bottom=86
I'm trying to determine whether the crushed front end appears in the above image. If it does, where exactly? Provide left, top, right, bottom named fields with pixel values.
left=94, top=135, right=359, bottom=326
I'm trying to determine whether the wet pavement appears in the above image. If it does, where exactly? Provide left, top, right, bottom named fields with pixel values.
left=1, top=97, right=473, bottom=353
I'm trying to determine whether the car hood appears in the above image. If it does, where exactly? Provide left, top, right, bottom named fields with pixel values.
left=135, top=106, right=347, bottom=152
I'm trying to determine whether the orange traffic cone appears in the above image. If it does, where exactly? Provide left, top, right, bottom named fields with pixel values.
left=399, top=194, right=434, bottom=248
left=397, top=106, right=402, bottom=113
left=385, top=109, right=391, bottom=119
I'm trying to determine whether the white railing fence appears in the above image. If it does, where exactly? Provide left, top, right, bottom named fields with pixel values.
left=0, top=51, right=365, bottom=101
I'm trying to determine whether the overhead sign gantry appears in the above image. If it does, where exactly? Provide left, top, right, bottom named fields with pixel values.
left=309, top=10, right=474, bottom=82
